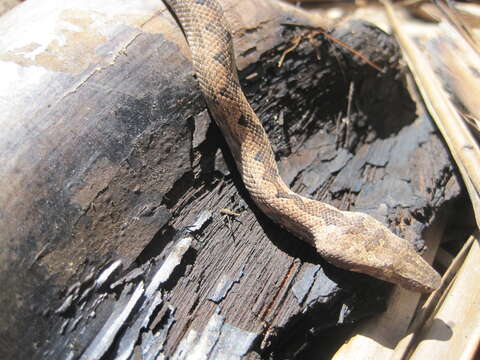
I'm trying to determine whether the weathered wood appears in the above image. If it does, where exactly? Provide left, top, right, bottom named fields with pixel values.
left=0, top=0, right=461, bottom=359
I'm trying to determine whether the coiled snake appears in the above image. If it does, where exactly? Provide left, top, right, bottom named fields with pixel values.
left=163, top=0, right=441, bottom=292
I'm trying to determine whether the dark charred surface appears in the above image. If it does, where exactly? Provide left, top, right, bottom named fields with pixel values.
left=0, top=1, right=461, bottom=359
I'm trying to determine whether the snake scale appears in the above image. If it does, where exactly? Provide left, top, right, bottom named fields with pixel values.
left=163, top=0, right=441, bottom=292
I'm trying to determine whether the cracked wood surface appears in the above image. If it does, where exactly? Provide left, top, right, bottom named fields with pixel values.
left=0, top=0, right=461, bottom=359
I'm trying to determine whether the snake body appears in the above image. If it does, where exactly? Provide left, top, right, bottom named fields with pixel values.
left=163, top=0, right=441, bottom=292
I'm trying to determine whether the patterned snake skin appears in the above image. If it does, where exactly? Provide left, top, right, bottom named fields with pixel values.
left=162, top=0, right=441, bottom=292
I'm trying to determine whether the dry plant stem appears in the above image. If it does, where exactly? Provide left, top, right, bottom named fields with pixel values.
left=391, top=235, right=476, bottom=360
left=409, top=235, right=480, bottom=360
left=398, top=0, right=428, bottom=6
left=382, top=0, right=480, bottom=229
left=434, top=0, right=480, bottom=56
left=279, top=24, right=384, bottom=72
left=463, top=114, right=480, bottom=135
left=432, top=22, right=480, bottom=124
left=284, top=0, right=355, bottom=3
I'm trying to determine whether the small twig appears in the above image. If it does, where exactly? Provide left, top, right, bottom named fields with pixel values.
left=346, top=81, right=354, bottom=123
left=462, top=113, right=480, bottom=134
left=397, top=0, right=428, bottom=7
left=392, top=234, right=476, bottom=360
left=278, top=35, right=303, bottom=67
left=433, top=0, right=480, bottom=56
left=318, top=28, right=384, bottom=73
left=220, top=208, right=241, bottom=217
left=280, top=22, right=384, bottom=73
left=29, top=243, right=50, bottom=268
left=344, top=81, right=354, bottom=145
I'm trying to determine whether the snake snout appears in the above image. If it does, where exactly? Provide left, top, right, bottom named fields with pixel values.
left=313, top=218, right=441, bottom=293
left=384, top=240, right=442, bottom=293
left=371, top=229, right=442, bottom=293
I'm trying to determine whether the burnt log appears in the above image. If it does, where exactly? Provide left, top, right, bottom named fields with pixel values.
left=0, top=0, right=461, bottom=359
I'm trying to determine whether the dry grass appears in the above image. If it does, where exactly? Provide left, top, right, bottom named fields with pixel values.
left=382, top=0, right=480, bottom=228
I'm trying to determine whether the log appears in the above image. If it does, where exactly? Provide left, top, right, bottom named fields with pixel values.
left=0, top=0, right=461, bottom=359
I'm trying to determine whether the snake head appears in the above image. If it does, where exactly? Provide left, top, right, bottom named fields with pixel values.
left=313, top=212, right=441, bottom=293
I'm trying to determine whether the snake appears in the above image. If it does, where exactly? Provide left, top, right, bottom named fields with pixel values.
left=162, top=0, right=441, bottom=292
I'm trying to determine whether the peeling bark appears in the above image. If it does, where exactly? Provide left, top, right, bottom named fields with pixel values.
left=0, top=1, right=461, bottom=359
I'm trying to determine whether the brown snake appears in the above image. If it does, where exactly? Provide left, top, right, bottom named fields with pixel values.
left=163, top=0, right=441, bottom=292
